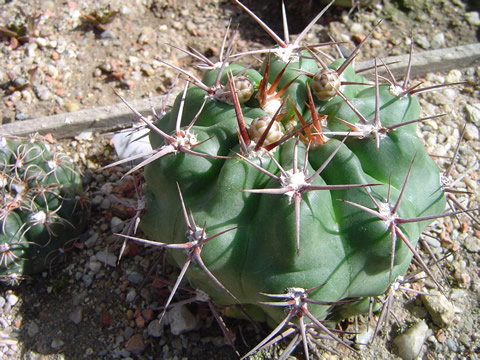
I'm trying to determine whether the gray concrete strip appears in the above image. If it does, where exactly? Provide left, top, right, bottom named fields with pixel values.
left=1, top=43, right=479, bottom=139
left=0, top=95, right=167, bottom=139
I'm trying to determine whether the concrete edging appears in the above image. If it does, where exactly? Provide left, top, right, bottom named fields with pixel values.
left=1, top=43, right=479, bottom=139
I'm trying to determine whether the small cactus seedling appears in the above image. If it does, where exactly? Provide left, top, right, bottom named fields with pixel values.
left=82, top=4, right=118, bottom=32
left=0, top=8, right=40, bottom=48
left=113, top=1, right=477, bottom=357
left=0, top=134, right=87, bottom=282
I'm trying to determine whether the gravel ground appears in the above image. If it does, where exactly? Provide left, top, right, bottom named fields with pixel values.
left=0, top=1, right=479, bottom=359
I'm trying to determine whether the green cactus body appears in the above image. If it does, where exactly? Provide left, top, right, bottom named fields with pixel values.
left=0, top=135, right=87, bottom=281
left=139, top=50, right=445, bottom=329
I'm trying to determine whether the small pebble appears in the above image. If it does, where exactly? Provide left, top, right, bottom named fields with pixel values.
left=100, top=30, right=117, bottom=40
left=465, top=11, right=480, bottom=26
left=421, top=291, right=455, bottom=327
left=125, top=288, right=136, bottom=302
left=463, top=123, right=479, bottom=141
left=84, top=232, right=99, bottom=248
left=349, top=22, right=364, bottom=34
left=450, top=288, right=468, bottom=301
left=423, top=236, right=441, bottom=248
left=393, top=321, right=430, bottom=360
left=131, top=71, right=142, bottom=81
left=69, top=307, right=83, bottom=324
left=431, top=32, right=446, bottom=49
left=15, top=113, right=28, bottom=121
left=63, top=101, right=80, bottom=112
left=33, top=85, right=51, bottom=101
left=82, top=274, right=93, bottom=287
left=147, top=320, right=164, bottom=338
left=91, top=195, right=104, bottom=206
left=186, top=20, right=197, bottom=35
left=51, top=338, right=65, bottom=350
left=415, top=35, right=430, bottom=49
left=95, top=250, right=117, bottom=267
left=110, top=216, right=124, bottom=233
left=445, top=69, right=462, bottom=83
left=167, top=305, right=199, bottom=335
left=88, top=260, right=102, bottom=273
left=44, top=64, right=59, bottom=79
left=6, top=293, right=18, bottom=306
left=125, top=333, right=144, bottom=354
left=459, top=333, right=471, bottom=347
left=138, top=27, right=156, bottom=44
left=140, top=63, right=155, bottom=76
left=100, top=198, right=111, bottom=210
left=35, top=37, right=49, bottom=48
left=124, top=326, right=134, bottom=340
left=465, top=103, right=480, bottom=126
left=355, top=326, right=374, bottom=350
left=27, top=43, right=37, bottom=57
left=127, top=272, right=144, bottom=285
left=126, top=309, right=134, bottom=321
left=13, top=77, right=28, bottom=89
left=135, top=315, right=145, bottom=328
left=463, top=236, right=480, bottom=252
left=445, top=338, right=458, bottom=352
left=172, top=21, right=183, bottom=30
left=128, top=56, right=139, bottom=65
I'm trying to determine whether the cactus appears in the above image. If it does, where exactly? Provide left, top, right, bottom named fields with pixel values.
left=0, top=134, right=87, bottom=284
left=113, top=1, right=473, bottom=357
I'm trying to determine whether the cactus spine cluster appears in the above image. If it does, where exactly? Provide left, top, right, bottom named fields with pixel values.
left=115, top=1, right=470, bottom=357
left=0, top=134, right=87, bottom=284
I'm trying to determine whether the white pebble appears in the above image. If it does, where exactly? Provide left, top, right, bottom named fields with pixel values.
left=421, top=290, right=455, bottom=327
left=113, top=128, right=152, bottom=164
left=415, top=34, right=430, bottom=49
left=465, top=103, right=480, bottom=126
left=95, top=250, right=117, bottom=267
left=464, top=236, right=480, bottom=252
left=35, top=37, right=49, bottom=48
left=125, top=288, right=136, bottom=302
left=88, top=260, right=102, bottom=274
left=431, top=32, right=445, bottom=49
left=393, top=321, right=430, bottom=360
left=465, top=11, right=480, bottom=26
left=128, top=56, right=139, bottom=65
left=349, top=22, right=364, bottom=34
left=463, top=123, right=479, bottom=140
left=51, top=338, right=65, bottom=350
left=6, top=293, right=18, bottom=306
left=167, top=305, right=199, bottom=335
left=355, top=326, right=374, bottom=350
left=110, top=216, right=124, bottom=233
left=446, top=69, right=462, bottom=83
left=27, top=43, right=37, bottom=57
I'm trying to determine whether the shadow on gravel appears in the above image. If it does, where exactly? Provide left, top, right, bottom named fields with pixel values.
left=13, top=268, right=112, bottom=359
left=10, top=251, right=260, bottom=359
